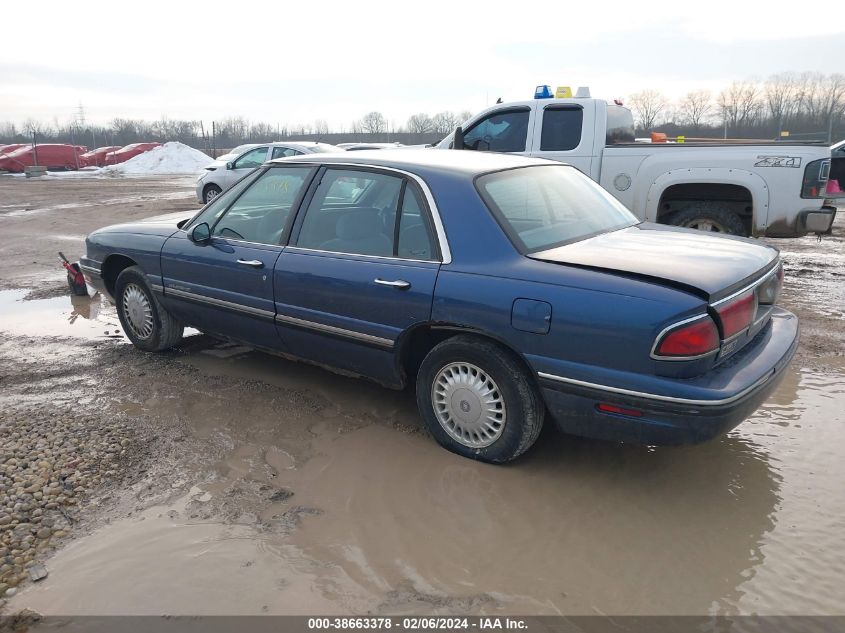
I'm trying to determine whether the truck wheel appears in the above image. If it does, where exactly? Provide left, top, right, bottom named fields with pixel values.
left=115, top=266, right=183, bottom=352
left=416, top=335, right=544, bottom=463
left=668, top=202, right=746, bottom=236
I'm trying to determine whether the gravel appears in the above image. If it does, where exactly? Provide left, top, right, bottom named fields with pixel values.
left=0, top=404, right=137, bottom=599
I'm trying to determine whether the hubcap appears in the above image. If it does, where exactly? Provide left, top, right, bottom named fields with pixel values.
left=432, top=362, right=506, bottom=448
left=206, top=188, right=219, bottom=203
left=684, top=218, right=727, bottom=232
left=121, top=283, right=154, bottom=339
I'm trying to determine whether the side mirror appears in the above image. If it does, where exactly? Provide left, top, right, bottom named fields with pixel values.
left=190, top=222, right=211, bottom=244
left=453, top=126, right=464, bottom=150
left=226, top=161, right=234, bottom=170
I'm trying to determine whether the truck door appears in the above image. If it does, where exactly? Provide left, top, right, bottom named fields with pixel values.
left=530, top=101, right=595, bottom=177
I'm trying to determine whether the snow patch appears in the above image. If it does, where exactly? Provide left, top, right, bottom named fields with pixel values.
left=106, top=142, right=211, bottom=175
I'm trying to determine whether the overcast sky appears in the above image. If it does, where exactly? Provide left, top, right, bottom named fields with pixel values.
left=1, top=0, right=842, bottom=129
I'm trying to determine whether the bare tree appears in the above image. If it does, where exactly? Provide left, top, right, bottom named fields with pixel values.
left=718, top=81, right=763, bottom=133
left=431, top=111, right=459, bottom=135
left=407, top=113, right=433, bottom=133
left=249, top=122, right=275, bottom=140
left=313, top=119, right=330, bottom=135
left=360, top=111, right=387, bottom=134
left=628, top=90, right=668, bottom=131
left=765, top=73, right=799, bottom=131
left=678, top=90, right=713, bottom=131
left=820, top=73, right=845, bottom=141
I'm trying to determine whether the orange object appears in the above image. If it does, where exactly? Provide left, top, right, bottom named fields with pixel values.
left=650, top=132, right=668, bottom=143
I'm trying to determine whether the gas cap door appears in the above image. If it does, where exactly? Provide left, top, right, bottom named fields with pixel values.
left=511, top=298, right=552, bottom=334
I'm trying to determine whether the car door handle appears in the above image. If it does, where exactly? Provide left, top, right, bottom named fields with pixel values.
left=374, top=278, right=411, bottom=290
left=236, top=259, right=264, bottom=268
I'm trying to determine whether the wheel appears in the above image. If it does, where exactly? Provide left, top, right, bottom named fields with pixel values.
left=203, top=184, right=222, bottom=204
left=415, top=335, right=544, bottom=463
left=667, top=202, right=746, bottom=235
left=114, top=266, right=183, bottom=351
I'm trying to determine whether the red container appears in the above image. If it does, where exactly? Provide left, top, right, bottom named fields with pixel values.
left=103, top=142, right=162, bottom=166
left=80, top=146, right=122, bottom=168
left=0, top=144, right=89, bottom=172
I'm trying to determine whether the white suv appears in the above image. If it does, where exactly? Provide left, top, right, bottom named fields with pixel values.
left=196, top=141, right=344, bottom=203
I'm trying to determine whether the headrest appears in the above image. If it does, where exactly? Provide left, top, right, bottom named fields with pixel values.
left=336, top=209, right=383, bottom=240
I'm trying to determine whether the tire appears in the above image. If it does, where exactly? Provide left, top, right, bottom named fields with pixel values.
left=667, top=202, right=746, bottom=236
left=114, top=266, right=183, bottom=352
left=203, top=184, right=222, bottom=204
left=415, top=335, right=544, bottom=463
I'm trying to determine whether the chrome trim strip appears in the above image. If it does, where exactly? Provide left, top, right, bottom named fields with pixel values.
left=284, top=246, right=436, bottom=265
left=150, top=284, right=164, bottom=293
left=79, top=264, right=101, bottom=276
left=165, top=287, right=275, bottom=320
left=711, top=263, right=780, bottom=307
left=275, top=314, right=394, bottom=349
left=268, top=160, right=452, bottom=264
left=649, top=314, right=719, bottom=361
left=537, top=371, right=772, bottom=407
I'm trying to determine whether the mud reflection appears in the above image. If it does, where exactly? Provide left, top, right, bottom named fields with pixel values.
left=0, top=289, right=124, bottom=339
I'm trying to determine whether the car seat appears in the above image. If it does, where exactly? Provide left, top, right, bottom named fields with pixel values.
left=322, top=208, right=392, bottom=256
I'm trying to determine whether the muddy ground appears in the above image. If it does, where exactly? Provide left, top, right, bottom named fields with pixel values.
left=0, top=174, right=843, bottom=617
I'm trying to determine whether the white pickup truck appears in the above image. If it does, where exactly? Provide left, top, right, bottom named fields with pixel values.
left=437, top=92, right=838, bottom=237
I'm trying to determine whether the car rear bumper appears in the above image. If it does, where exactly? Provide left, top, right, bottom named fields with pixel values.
left=765, top=205, right=837, bottom=237
left=537, top=308, right=799, bottom=445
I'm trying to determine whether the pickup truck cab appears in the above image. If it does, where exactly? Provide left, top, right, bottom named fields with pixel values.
left=437, top=90, right=837, bottom=238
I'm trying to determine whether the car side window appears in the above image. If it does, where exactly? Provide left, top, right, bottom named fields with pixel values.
left=232, top=146, right=268, bottom=169
left=540, top=106, right=583, bottom=151
left=211, top=167, right=311, bottom=245
left=462, top=108, right=530, bottom=152
left=271, top=147, right=300, bottom=159
left=397, top=185, right=436, bottom=260
left=187, top=169, right=263, bottom=230
left=295, top=169, right=403, bottom=257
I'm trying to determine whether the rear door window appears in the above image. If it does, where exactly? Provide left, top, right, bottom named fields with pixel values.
left=295, top=169, right=403, bottom=257
left=271, top=147, right=301, bottom=159
left=540, top=106, right=583, bottom=151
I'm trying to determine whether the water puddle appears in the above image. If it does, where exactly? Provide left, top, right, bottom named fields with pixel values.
left=0, top=289, right=124, bottom=340
left=9, top=344, right=845, bottom=615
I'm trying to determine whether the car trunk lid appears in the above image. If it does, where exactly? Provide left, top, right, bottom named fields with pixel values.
left=528, top=222, right=779, bottom=301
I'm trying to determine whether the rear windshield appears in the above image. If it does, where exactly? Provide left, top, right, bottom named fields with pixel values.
left=476, top=165, right=638, bottom=253
left=606, top=105, right=635, bottom=145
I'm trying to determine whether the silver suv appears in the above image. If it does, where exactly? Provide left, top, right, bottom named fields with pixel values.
left=195, top=141, right=344, bottom=203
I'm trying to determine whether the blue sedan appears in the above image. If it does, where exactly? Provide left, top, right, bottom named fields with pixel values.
left=81, top=150, right=798, bottom=463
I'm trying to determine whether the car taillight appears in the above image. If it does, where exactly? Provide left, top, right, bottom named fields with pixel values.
left=654, top=317, right=720, bottom=358
left=715, top=291, right=756, bottom=339
left=758, top=264, right=783, bottom=305
left=801, top=158, right=831, bottom=199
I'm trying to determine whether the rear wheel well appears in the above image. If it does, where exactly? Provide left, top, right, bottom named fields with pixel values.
left=398, top=325, right=540, bottom=392
left=657, top=183, right=753, bottom=233
left=101, top=254, right=138, bottom=296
